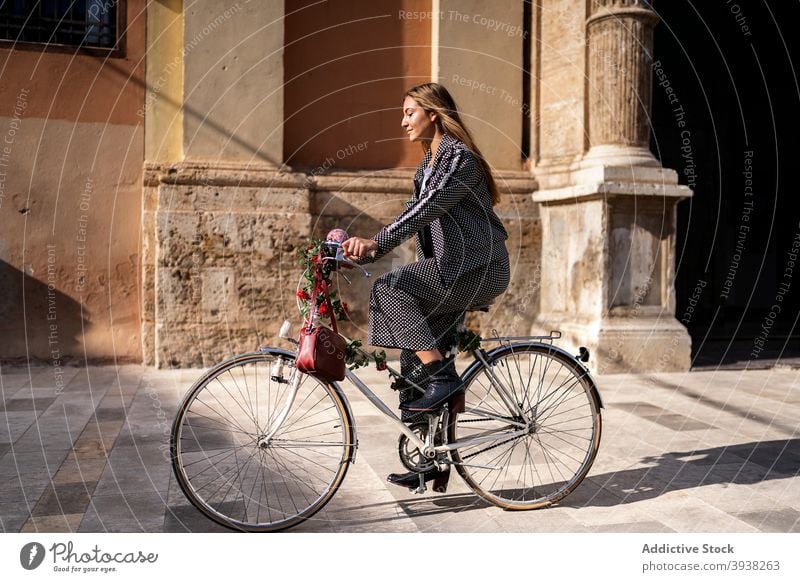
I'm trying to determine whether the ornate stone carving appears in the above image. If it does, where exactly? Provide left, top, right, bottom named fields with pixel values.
left=589, top=0, right=658, bottom=21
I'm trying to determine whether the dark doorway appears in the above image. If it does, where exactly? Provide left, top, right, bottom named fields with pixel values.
left=651, top=1, right=800, bottom=369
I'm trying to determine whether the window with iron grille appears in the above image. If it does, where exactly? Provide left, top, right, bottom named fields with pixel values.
left=0, top=1, right=121, bottom=50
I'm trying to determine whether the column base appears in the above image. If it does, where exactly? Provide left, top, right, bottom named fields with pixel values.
left=582, top=144, right=661, bottom=168
left=533, top=316, right=691, bottom=374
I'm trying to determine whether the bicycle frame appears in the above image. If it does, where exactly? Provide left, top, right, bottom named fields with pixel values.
left=262, top=339, right=540, bottom=461
left=274, top=240, right=578, bottom=463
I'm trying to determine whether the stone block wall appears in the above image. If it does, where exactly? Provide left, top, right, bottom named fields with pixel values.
left=142, top=164, right=538, bottom=368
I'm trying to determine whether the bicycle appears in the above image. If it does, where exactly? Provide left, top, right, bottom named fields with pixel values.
left=170, top=240, right=604, bottom=532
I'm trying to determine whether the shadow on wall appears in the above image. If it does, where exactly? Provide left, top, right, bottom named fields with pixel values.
left=0, top=259, right=88, bottom=363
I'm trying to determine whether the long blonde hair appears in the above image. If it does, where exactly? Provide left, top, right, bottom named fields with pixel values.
left=404, top=83, right=500, bottom=205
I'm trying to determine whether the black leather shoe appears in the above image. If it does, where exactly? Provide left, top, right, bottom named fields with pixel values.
left=399, top=358, right=463, bottom=412
left=386, top=467, right=451, bottom=492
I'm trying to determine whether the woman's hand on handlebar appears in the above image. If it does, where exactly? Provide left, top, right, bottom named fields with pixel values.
left=342, top=237, right=378, bottom=260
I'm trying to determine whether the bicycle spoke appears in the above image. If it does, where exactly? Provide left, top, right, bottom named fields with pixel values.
left=185, top=448, right=242, bottom=489
left=533, top=433, right=570, bottom=487
left=450, top=344, right=600, bottom=509
left=192, top=445, right=260, bottom=497
left=225, top=445, right=261, bottom=523
left=182, top=408, right=254, bottom=439
left=252, top=452, right=272, bottom=525
left=200, top=388, right=254, bottom=439
left=181, top=445, right=242, bottom=470
left=475, top=370, right=516, bottom=417
left=278, top=402, right=339, bottom=436
left=271, top=444, right=339, bottom=484
left=213, top=374, right=260, bottom=432
left=172, top=353, right=351, bottom=531
left=479, top=438, right=520, bottom=491
left=265, top=449, right=308, bottom=517
left=225, top=366, right=259, bottom=433
left=211, top=445, right=247, bottom=512
left=534, top=374, right=586, bottom=419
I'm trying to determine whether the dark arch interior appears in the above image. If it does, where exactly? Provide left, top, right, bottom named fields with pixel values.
left=651, top=1, right=800, bottom=369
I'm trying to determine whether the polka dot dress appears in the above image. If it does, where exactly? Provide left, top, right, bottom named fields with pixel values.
left=367, top=257, right=509, bottom=353
left=368, top=256, right=509, bottom=420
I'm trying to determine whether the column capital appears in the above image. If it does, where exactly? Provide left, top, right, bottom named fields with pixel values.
left=587, top=0, right=659, bottom=26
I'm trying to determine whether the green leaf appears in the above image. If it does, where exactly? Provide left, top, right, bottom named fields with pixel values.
left=454, top=327, right=482, bottom=352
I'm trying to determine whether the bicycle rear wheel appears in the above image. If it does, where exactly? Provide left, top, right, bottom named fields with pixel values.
left=170, top=350, right=354, bottom=532
left=448, top=343, right=601, bottom=510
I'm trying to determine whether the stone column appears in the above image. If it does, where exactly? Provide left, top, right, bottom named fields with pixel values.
left=585, top=0, right=660, bottom=166
left=532, top=0, right=693, bottom=373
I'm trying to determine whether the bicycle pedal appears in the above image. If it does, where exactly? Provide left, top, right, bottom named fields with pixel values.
left=410, top=474, right=427, bottom=494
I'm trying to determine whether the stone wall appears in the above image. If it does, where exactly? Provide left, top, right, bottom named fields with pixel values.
left=142, top=164, right=538, bottom=367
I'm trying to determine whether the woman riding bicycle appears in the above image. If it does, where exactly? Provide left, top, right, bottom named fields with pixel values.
left=342, top=82, right=510, bottom=489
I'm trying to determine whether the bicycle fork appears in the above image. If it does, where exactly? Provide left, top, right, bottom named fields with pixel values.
left=258, top=365, right=304, bottom=447
left=256, top=365, right=432, bottom=456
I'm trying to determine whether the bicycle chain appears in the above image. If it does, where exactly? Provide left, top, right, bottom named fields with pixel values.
left=455, top=414, right=526, bottom=460
left=461, top=433, right=526, bottom=461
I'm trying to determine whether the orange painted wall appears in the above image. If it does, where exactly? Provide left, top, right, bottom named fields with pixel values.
left=0, top=2, right=146, bottom=125
left=0, top=1, right=146, bottom=362
left=284, top=0, right=432, bottom=170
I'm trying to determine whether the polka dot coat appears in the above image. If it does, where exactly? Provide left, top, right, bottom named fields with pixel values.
left=362, top=132, right=510, bottom=356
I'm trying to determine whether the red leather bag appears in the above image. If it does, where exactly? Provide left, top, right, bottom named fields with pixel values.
left=295, top=277, right=347, bottom=382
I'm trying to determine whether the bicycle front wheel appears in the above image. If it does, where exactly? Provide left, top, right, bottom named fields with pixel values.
left=448, top=343, right=601, bottom=510
left=171, top=350, right=355, bottom=532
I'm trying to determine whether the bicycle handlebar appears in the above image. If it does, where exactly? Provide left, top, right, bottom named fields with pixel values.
left=319, top=241, right=373, bottom=277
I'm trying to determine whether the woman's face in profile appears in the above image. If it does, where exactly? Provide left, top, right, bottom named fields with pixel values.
left=401, top=96, right=437, bottom=143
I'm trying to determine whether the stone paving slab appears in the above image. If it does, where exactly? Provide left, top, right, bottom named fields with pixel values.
left=0, top=362, right=797, bottom=533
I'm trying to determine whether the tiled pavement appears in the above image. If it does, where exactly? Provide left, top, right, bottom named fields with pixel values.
left=0, top=361, right=798, bottom=533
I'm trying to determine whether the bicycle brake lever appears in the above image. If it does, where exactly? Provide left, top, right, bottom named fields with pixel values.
left=349, top=262, right=372, bottom=278
left=330, top=249, right=371, bottom=277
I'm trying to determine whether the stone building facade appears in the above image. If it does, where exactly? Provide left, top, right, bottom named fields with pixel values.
left=1, top=0, right=694, bottom=373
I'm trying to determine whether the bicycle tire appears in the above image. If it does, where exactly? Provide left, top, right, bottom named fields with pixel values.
left=170, top=349, right=355, bottom=532
left=448, top=343, right=601, bottom=510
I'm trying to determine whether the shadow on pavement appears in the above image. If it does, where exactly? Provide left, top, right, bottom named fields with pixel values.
left=571, top=439, right=800, bottom=508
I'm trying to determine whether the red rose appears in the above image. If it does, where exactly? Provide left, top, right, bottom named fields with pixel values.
left=297, top=289, right=311, bottom=301
left=318, top=302, right=329, bottom=315
left=376, top=361, right=387, bottom=371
